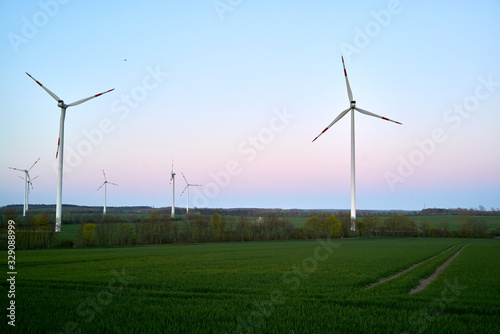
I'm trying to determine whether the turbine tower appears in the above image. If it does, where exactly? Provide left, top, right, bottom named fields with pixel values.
left=9, top=158, right=40, bottom=216
left=97, top=170, right=118, bottom=215
left=180, top=172, right=200, bottom=214
left=312, top=56, right=402, bottom=232
left=170, top=160, right=176, bottom=218
left=26, top=73, right=114, bottom=232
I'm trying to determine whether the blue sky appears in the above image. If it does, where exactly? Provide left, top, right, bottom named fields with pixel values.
left=1, top=0, right=499, bottom=211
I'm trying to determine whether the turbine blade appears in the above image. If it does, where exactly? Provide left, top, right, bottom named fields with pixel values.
left=97, top=182, right=105, bottom=191
left=30, top=175, right=39, bottom=190
left=9, top=167, right=24, bottom=172
left=180, top=185, right=188, bottom=196
left=56, top=137, right=60, bottom=159
left=102, top=170, right=107, bottom=181
left=182, top=173, right=188, bottom=184
left=341, top=56, right=354, bottom=102
left=109, top=182, right=118, bottom=186
left=355, top=107, right=402, bottom=125
left=26, top=72, right=61, bottom=101
left=27, top=158, right=40, bottom=172
left=190, top=184, right=201, bottom=187
left=312, top=108, right=351, bottom=142
left=170, top=160, right=175, bottom=184
left=56, top=107, right=65, bottom=159
left=55, top=125, right=63, bottom=159
left=30, top=175, right=37, bottom=189
left=66, top=88, right=114, bottom=107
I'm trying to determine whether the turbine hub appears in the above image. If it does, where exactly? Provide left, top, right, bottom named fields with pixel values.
left=57, top=100, right=66, bottom=108
left=350, top=101, right=356, bottom=108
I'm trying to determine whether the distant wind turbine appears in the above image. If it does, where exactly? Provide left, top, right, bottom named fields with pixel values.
left=312, top=56, right=402, bottom=232
left=170, top=160, right=176, bottom=218
left=20, top=175, right=39, bottom=214
left=26, top=73, right=114, bottom=232
left=97, top=170, right=118, bottom=215
left=9, top=158, right=40, bottom=216
left=180, top=173, right=200, bottom=214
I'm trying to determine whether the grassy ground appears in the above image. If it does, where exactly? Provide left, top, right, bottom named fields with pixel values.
left=5, top=238, right=499, bottom=333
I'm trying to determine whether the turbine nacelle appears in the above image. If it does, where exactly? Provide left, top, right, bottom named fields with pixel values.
left=350, top=101, right=356, bottom=108
left=57, top=100, right=67, bottom=109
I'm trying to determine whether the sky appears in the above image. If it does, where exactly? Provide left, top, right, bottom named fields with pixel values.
left=1, top=0, right=499, bottom=212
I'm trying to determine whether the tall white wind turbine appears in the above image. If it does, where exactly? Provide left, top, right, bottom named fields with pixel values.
left=312, top=57, right=402, bottom=232
left=170, top=160, right=176, bottom=218
left=180, top=172, right=200, bottom=214
left=26, top=73, right=114, bottom=232
left=9, top=158, right=40, bottom=216
left=97, top=170, right=118, bottom=215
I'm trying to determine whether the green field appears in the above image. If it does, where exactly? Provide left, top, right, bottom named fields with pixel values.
left=4, top=238, right=499, bottom=333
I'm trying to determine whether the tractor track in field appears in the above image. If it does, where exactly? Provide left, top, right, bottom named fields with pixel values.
left=409, top=242, right=470, bottom=294
left=365, top=244, right=460, bottom=290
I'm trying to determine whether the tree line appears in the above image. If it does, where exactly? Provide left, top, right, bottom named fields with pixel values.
left=77, top=211, right=297, bottom=247
left=0, top=208, right=497, bottom=250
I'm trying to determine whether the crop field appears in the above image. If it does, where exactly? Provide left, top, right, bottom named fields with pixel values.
left=4, top=238, right=499, bottom=333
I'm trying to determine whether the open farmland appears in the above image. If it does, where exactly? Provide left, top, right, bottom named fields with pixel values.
left=4, top=238, right=499, bottom=333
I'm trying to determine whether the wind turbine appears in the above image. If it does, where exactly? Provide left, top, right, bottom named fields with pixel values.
left=26, top=73, right=114, bottom=232
left=312, top=56, right=402, bottom=232
left=97, top=170, right=118, bottom=215
left=170, top=160, right=176, bottom=218
left=9, top=158, right=40, bottom=216
left=180, top=173, right=200, bottom=214
left=21, top=175, right=39, bottom=214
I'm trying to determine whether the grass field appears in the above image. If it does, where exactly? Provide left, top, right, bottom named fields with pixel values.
left=4, top=238, right=499, bottom=333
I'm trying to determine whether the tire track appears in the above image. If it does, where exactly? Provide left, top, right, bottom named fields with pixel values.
left=365, top=244, right=459, bottom=290
left=409, top=242, right=469, bottom=294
